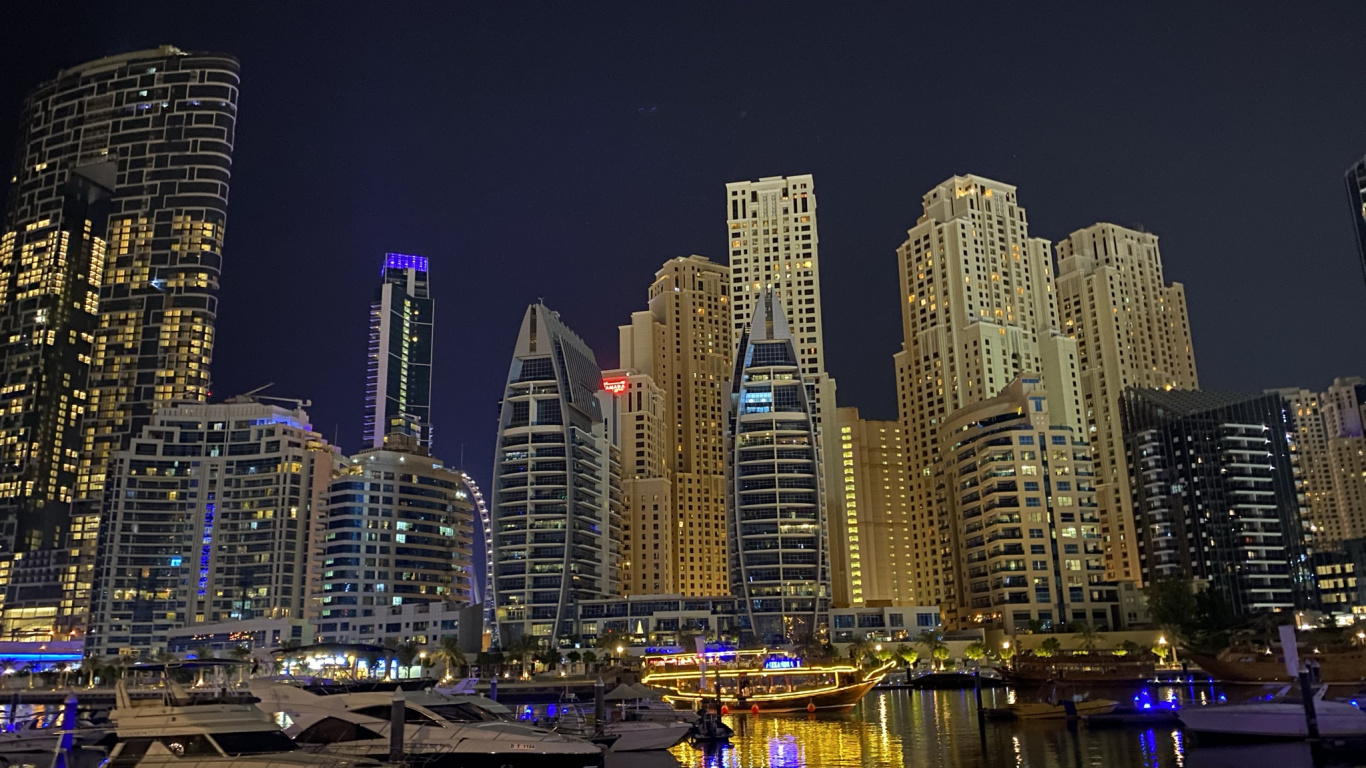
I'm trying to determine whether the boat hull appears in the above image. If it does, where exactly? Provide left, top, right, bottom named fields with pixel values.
left=603, top=722, right=692, bottom=751
left=664, top=674, right=885, bottom=713
left=1185, top=650, right=1366, bottom=684
left=986, top=699, right=1118, bottom=720
left=1179, top=701, right=1366, bottom=738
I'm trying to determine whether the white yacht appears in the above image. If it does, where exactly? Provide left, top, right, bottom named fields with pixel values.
left=1178, top=687, right=1366, bottom=738
left=251, top=682, right=604, bottom=768
left=102, top=679, right=380, bottom=768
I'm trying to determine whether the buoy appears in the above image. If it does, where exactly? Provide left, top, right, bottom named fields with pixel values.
left=807, top=701, right=816, bottom=713
left=750, top=704, right=760, bottom=715
left=720, top=704, right=729, bottom=715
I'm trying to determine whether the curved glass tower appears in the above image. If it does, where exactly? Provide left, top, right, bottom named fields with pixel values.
left=490, top=303, right=620, bottom=645
left=728, top=291, right=829, bottom=644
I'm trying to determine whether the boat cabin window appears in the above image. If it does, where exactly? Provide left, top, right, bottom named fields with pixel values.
left=426, top=702, right=505, bottom=723
left=296, top=717, right=384, bottom=744
left=212, top=730, right=300, bottom=755
left=107, top=739, right=153, bottom=768
left=353, top=704, right=442, bottom=726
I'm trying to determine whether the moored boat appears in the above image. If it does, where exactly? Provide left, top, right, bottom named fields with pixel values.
left=999, top=653, right=1155, bottom=685
left=984, top=697, right=1118, bottom=720
left=639, top=649, right=894, bottom=713
left=1185, top=648, right=1366, bottom=684
left=1179, top=689, right=1366, bottom=739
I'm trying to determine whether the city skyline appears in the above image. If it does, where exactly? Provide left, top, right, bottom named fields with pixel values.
left=1, top=5, right=1361, bottom=477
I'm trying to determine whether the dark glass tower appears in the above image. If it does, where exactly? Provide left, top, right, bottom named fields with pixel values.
left=489, top=303, right=620, bottom=645
left=1346, top=156, right=1366, bottom=289
left=363, top=253, right=433, bottom=448
left=1122, top=388, right=1316, bottom=615
left=0, top=46, right=238, bottom=636
left=727, top=290, right=829, bottom=644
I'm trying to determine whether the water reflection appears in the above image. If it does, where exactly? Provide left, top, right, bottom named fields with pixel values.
left=666, top=687, right=1362, bottom=768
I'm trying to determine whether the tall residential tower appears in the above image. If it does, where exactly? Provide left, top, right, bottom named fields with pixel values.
left=728, top=291, right=829, bottom=644
left=489, top=303, right=621, bottom=644
left=618, top=255, right=732, bottom=595
left=364, top=253, right=433, bottom=448
left=895, top=175, right=1083, bottom=626
left=0, top=46, right=239, bottom=635
left=1056, top=223, right=1198, bottom=582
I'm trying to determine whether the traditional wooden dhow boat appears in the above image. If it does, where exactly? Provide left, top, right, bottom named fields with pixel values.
left=639, top=649, right=894, bottom=713
left=1185, top=647, right=1366, bottom=684
left=1000, top=654, right=1156, bottom=684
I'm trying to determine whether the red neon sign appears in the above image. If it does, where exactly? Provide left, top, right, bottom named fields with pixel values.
left=602, top=377, right=629, bottom=395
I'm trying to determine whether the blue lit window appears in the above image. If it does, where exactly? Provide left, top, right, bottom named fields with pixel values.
left=1026, top=498, right=1041, bottom=507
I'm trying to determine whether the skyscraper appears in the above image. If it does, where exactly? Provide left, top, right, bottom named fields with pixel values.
left=1345, top=156, right=1366, bottom=288
left=1321, top=377, right=1366, bottom=541
left=363, top=253, right=433, bottom=448
left=728, top=291, right=828, bottom=644
left=314, top=433, right=474, bottom=644
left=87, top=399, right=338, bottom=656
left=489, top=303, right=621, bottom=644
left=944, top=377, right=1115, bottom=633
left=0, top=46, right=239, bottom=635
left=618, top=255, right=731, bottom=595
left=1271, top=387, right=1341, bottom=545
left=601, top=370, right=673, bottom=595
left=725, top=176, right=839, bottom=563
left=895, top=175, right=1083, bottom=627
left=1056, top=223, right=1199, bottom=582
left=1122, top=389, right=1314, bottom=614
left=832, top=407, right=908, bottom=606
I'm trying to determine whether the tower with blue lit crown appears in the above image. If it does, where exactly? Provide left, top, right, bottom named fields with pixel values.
left=728, top=289, right=829, bottom=644
left=364, top=252, right=434, bottom=448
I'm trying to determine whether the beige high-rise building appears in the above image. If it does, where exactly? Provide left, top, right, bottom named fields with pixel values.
left=894, top=175, right=1084, bottom=627
left=1322, top=378, right=1366, bottom=541
left=725, top=175, right=840, bottom=548
left=1271, top=387, right=1341, bottom=545
left=618, top=256, right=731, bottom=595
left=1056, top=223, right=1198, bottom=583
left=602, top=370, right=674, bottom=595
left=833, top=407, right=908, bottom=606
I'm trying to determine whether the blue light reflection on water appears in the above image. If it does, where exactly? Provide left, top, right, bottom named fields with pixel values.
left=659, top=685, right=1344, bottom=768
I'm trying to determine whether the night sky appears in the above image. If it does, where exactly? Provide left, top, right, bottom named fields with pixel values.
left=3, top=3, right=1364, bottom=485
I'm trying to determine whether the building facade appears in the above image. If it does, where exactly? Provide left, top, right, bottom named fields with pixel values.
left=1056, top=223, right=1199, bottom=583
left=832, top=407, right=908, bottom=606
left=363, top=253, right=433, bottom=448
left=86, top=400, right=338, bottom=657
left=618, top=255, right=731, bottom=596
left=0, top=46, right=240, bottom=635
left=1322, top=378, right=1366, bottom=541
left=894, top=175, right=1084, bottom=627
left=313, top=435, right=474, bottom=642
left=727, top=291, right=829, bottom=644
left=1272, top=387, right=1340, bottom=546
left=601, top=370, right=674, bottom=596
left=725, top=177, right=839, bottom=574
left=1345, top=155, right=1366, bottom=289
left=489, top=303, right=621, bottom=644
left=943, top=378, right=1117, bottom=634
left=1122, top=389, right=1315, bottom=615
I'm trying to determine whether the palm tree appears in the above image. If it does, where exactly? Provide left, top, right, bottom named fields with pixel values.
left=433, top=636, right=467, bottom=680
left=998, top=641, right=1016, bottom=669
left=896, top=645, right=919, bottom=669
left=395, top=641, right=421, bottom=677
left=566, top=650, right=582, bottom=674
left=581, top=650, right=598, bottom=673
left=1073, top=622, right=1101, bottom=653
left=845, top=639, right=873, bottom=666
left=1036, top=638, right=1062, bottom=658
left=505, top=636, right=541, bottom=678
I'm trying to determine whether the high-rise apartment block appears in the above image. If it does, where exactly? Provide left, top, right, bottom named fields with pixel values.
left=1345, top=155, right=1366, bottom=289
left=0, top=46, right=239, bottom=636
left=364, top=253, right=433, bottom=448
left=1272, top=387, right=1340, bottom=545
left=601, top=371, right=673, bottom=596
left=1056, top=223, right=1198, bottom=582
left=728, top=291, right=829, bottom=644
left=1122, top=389, right=1314, bottom=614
left=314, top=434, right=474, bottom=644
left=944, top=378, right=1116, bottom=633
left=1322, top=378, right=1366, bottom=541
left=618, top=255, right=731, bottom=595
left=832, top=407, right=908, bottom=606
left=489, top=303, right=621, bottom=643
left=86, top=400, right=338, bottom=656
left=725, top=176, right=839, bottom=560
left=894, top=175, right=1083, bottom=627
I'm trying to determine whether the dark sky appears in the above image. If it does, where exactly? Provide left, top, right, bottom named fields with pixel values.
left=3, top=3, right=1365, bottom=484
